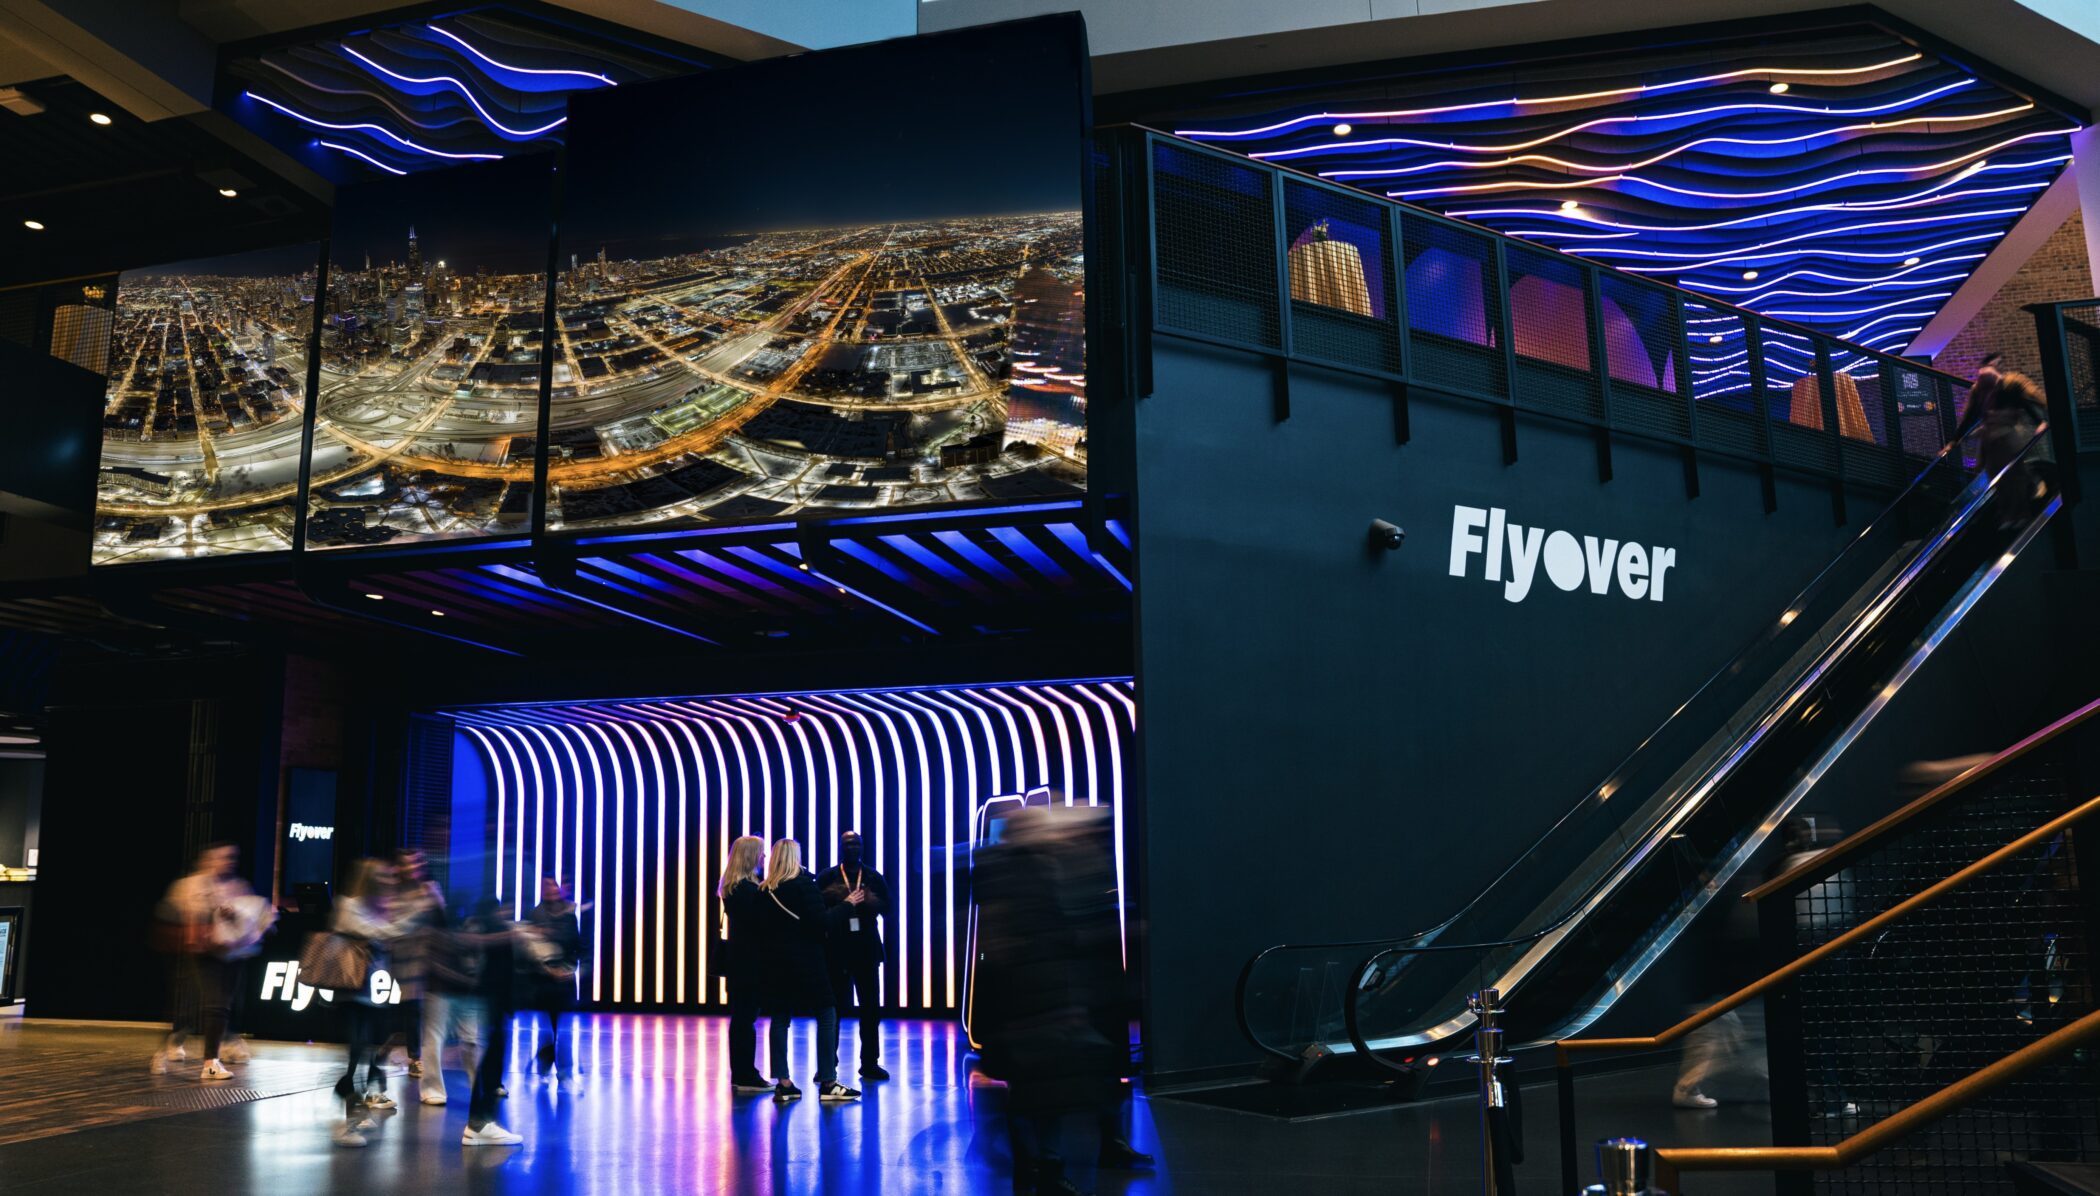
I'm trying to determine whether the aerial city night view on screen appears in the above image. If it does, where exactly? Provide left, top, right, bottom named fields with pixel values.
left=545, top=20, right=1090, bottom=531
left=90, top=18, right=1088, bottom=562
left=93, top=244, right=319, bottom=564
left=307, top=157, right=554, bottom=549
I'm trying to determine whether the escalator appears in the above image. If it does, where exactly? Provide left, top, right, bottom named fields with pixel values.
left=1238, top=428, right=2063, bottom=1076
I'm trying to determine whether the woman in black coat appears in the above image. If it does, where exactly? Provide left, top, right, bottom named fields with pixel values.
left=717, top=835, right=770, bottom=1093
left=756, top=838, right=857, bottom=1103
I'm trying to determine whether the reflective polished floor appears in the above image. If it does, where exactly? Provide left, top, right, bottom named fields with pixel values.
left=0, top=1013, right=1777, bottom=1195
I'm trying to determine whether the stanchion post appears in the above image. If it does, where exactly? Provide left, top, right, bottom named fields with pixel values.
left=1470, top=988, right=1515, bottom=1196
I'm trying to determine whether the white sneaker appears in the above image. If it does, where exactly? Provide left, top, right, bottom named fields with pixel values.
left=220, top=1039, right=251, bottom=1064
left=332, top=1124, right=368, bottom=1148
left=364, top=1093, right=397, bottom=1110
left=462, top=1122, right=524, bottom=1146
left=150, top=1051, right=170, bottom=1076
left=1672, top=1088, right=1718, bottom=1110
left=421, top=1092, right=448, bottom=1106
left=352, top=1116, right=377, bottom=1132
left=200, top=1060, right=233, bottom=1082
left=169, top=1045, right=188, bottom=1063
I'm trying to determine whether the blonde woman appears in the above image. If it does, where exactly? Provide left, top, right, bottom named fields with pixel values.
left=757, top=839, right=857, bottom=1103
left=717, top=836, right=769, bottom=1092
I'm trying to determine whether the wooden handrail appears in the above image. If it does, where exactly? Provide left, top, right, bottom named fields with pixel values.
left=1654, top=1006, right=2100, bottom=1190
left=1555, top=790, right=2100, bottom=1062
left=1743, top=694, right=2100, bottom=902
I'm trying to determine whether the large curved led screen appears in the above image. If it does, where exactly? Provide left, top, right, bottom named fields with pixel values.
left=547, top=15, right=1089, bottom=533
left=310, top=158, right=553, bottom=548
left=93, top=244, right=319, bottom=563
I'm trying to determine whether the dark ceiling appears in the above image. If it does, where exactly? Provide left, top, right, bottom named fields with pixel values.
left=0, top=76, right=330, bottom=290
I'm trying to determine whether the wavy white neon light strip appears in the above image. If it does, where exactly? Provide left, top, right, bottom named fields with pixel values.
left=1076, top=684, right=1131, bottom=965
left=426, top=25, right=616, bottom=86
left=1176, top=52, right=1927, bottom=138
left=1449, top=168, right=2053, bottom=233
left=1312, top=102, right=2037, bottom=177
left=243, top=91, right=502, bottom=160
left=339, top=44, right=568, bottom=138
left=1391, top=130, right=2070, bottom=199
left=316, top=139, right=407, bottom=174
left=1583, top=230, right=2008, bottom=273
left=898, top=691, right=966, bottom=1007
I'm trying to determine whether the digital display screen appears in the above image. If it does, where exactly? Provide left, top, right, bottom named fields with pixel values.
left=93, top=244, right=319, bottom=563
left=548, top=15, right=1090, bottom=533
left=308, top=157, right=554, bottom=548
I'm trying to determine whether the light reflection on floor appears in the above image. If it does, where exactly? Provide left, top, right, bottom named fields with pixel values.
left=247, top=1014, right=1154, bottom=1196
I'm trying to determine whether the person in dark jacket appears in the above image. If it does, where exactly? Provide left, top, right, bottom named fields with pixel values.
left=816, top=829, right=890, bottom=1081
left=461, top=898, right=523, bottom=1146
left=717, top=835, right=771, bottom=1093
left=524, top=877, right=584, bottom=1081
left=756, top=838, right=858, bottom=1104
left=975, top=807, right=1128, bottom=1196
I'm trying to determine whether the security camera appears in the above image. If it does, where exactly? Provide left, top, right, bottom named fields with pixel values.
left=1369, top=519, right=1406, bottom=551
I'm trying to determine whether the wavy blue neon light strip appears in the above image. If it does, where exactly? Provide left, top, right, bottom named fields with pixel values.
left=242, top=90, right=502, bottom=160
left=339, top=44, right=569, bottom=138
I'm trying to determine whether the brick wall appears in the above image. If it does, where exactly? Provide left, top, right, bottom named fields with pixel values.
left=1933, top=208, right=2094, bottom=382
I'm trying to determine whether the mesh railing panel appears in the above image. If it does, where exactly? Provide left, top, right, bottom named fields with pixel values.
left=1282, top=180, right=1402, bottom=374
left=1766, top=327, right=1840, bottom=473
left=2062, top=304, right=2100, bottom=454
left=1686, top=300, right=1765, bottom=460
left=1773, top=755, right=2100, bottom=1196
left=1604, top=276, right=1690, bottom=440
left=1404, top=217, right=1506, bottom=400
left=1507, top=244, right=1602, bottom=420
left=1829, top=341, right=1907, bottom=488
left=1882, top=357, right=1956, bottom=460
left=1150, top=141, right=1282, bottom=350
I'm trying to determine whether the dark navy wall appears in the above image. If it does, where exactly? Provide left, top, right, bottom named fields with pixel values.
left=1129, top=338, right=1916, bottom=1079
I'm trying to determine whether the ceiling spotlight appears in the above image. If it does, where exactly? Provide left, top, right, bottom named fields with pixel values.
left=1709, top=334, right=1724, bottom=345
left=364, top=592, right=384, bottom=600
left=430, top=609, right=445, bottom=617
left=1332, top=122, right=1352, bottom=137
left=1904, top=256, right=1922, bottom=266
left=217, top=187, right=238, bottom=198
left=1768, top=82, right=1790, bottom=94
left=796, top=561, right=810, bottom=571
left=88, top=112, right=112, bottom=126
left=1560, top=199, right=1581, bottom=211
left=22, top=220, right=43, bottom=231
left=1742, top=269, right=1760, bottom=280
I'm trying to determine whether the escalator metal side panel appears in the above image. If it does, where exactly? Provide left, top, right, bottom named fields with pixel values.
left=1541, top=496, right=2063, bottom=1044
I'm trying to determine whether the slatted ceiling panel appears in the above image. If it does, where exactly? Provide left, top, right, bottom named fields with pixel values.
left=929, top=529, right=1034, bottom=593
left=678, top=547, right=831, bottom=614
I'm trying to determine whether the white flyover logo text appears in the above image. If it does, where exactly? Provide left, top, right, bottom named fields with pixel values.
left=1449, top=505, right=1677, bottom=604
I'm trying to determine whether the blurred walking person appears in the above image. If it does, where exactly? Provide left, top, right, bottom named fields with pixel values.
left=151, top=843, right=269, bottom=1082
left=417, top=897, right=484, bottom=1108
left=817, top=829, right=890, bottom=1082
left=460, top=897, right=524, bottom=1146
left=975, top=808, right=1127, bottom=1196
left=524, top=877, right=584, bottom=1082
left=389, top=849, right=445, bottom=1079
left=717, top=835, right=771, bottom=1093
left=757, top=839, right=858, bottom=1104
left=328, top=858, right=417, bottom=1147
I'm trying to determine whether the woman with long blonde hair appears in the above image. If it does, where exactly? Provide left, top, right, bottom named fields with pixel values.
left=716, top=836, right=769, bottom=1092
left=756, top=838, right=855, bottom=1103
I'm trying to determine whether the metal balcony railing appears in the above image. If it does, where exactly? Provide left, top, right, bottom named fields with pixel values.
left=1102, top=127, right=1972, bottom=497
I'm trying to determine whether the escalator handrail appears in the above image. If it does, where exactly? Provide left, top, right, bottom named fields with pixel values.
left=1233, top=429, right=1979, bottom=1056
left=1331, top=427, right=2049, bottom=1067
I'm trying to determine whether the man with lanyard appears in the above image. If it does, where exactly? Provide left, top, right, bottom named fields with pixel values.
left=816, top=830, right=890, bottom=1082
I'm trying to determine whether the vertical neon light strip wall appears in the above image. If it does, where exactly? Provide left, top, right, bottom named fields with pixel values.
left=452, top=679, right=1134, bottom=1012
